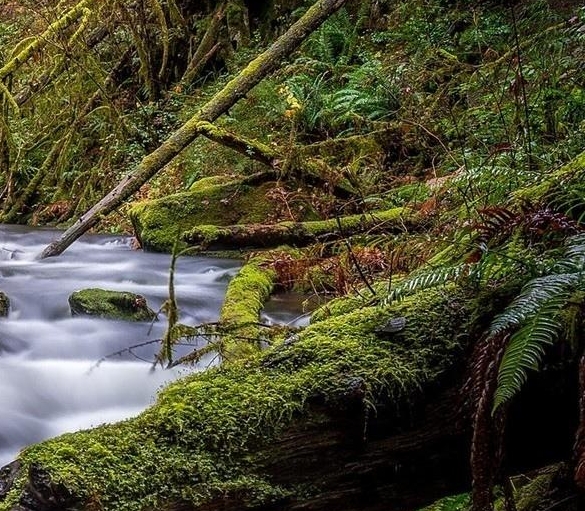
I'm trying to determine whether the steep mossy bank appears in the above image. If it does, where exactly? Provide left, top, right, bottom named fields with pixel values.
left=0, top=285, right=479, bottom=511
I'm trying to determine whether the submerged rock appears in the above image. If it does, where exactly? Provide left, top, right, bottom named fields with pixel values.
left=68, top=288, right=156, bottom=321
left=0, top=291, right=9, bottom=317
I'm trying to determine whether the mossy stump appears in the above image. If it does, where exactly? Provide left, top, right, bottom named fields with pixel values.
left=68, top=289, right=156, bottom=321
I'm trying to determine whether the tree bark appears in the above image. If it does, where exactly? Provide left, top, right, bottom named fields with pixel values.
left=38, top=0, right=348, bottom=259
left=181, top=2, right=227, bottom=86
left=3, top=376, right=578, bottom=511
left=183, top=208, right=413, bottom=250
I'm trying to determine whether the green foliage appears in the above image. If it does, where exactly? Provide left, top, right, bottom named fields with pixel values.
left=383, top=263, right=470, bottom=305
left=418, top=493, right=470, bottom=511
left=491, top=234, right=585, bottom=410
left=284, top=58, right=399, bottom=137
left=303, top=8, right=357, bottom=65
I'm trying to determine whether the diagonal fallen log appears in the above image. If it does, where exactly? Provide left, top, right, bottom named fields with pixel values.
left=183, top=208, right=414, bottom=250
left=38, top=0, right=348, bottom=259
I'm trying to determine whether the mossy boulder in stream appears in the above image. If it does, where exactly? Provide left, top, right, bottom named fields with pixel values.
left=68, top=288, right=156, bottom=321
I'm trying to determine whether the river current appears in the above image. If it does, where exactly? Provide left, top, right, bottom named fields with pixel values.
left=0, top=225, right=243, bottom=466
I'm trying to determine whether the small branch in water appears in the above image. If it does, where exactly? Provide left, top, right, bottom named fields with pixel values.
left=88, top=320, right=280, bottom=372
left=87, top=338, right=164, bottom=373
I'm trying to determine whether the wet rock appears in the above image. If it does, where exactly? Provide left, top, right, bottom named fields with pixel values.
left=68, top=288, right=157, bottom=322
left=0, top=462, right=79, bottom=511
left=0, top=291, right=10, bottom=317
left=0, top=460, right=20, bottom=500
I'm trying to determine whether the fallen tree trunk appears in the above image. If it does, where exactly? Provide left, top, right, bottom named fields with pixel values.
left=183, top=208, right=413, bottom=250
left=38, top=0, right=348, bottom=259
left=0, top=285, right=578, bottom=511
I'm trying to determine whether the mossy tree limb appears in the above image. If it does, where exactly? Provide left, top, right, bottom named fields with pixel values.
left=195, top=120, right=355, bottom=196
left=183, top=208, right=413, bottom=250
left=38, top=0, right=349, bottom=259
left=217, top=257, right=277, bottom=360
left=181, top=1, right=228, bottom=86
left=2, top=48, right=135, bottom=223
left=13, top=25, right=110, bottom=107
left=0, top=0, right=96, bottom=82
left=195, top=120, right=279, bottom=167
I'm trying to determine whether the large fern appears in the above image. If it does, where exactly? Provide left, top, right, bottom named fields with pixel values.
left=382, top=243, right=528, bottom=306
left=491, top=233, right=585, bottom=410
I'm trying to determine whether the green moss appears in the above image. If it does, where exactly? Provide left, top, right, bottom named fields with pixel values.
left=68, top=288, right=156, bottom=322
left=0, top=286, right=475, bottom=511
left=129, top=179, right=279, bottom=252
left=493, top=464, right=569, bottom=511
left=188, top=175, right=235, bottom=192
left=416, top=493, right=470, bottom=511
left=310, top=294, right=369, bottom=323
left=513, top=150, right=585, bottom=205
left=219, top=257, right=277, bottom=358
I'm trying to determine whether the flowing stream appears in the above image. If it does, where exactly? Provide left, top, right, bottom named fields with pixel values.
left=0, top=225, right=245, bottom=466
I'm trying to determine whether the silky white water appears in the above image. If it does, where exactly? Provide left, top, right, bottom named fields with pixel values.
left=0, top=225, right=241, bottom=466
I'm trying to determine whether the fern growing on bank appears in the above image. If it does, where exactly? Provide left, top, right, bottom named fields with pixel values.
left=491, top=233, right=585, bottom=410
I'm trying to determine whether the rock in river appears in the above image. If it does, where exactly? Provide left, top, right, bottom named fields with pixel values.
left=68, top=288, right=157, bottom=321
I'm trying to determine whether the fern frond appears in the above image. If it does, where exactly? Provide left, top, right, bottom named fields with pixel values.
left=488, top=272, right=579, bottom=336
left=383, top=263, right=469, bottom=304
left=489, top=233, right=585, bottom=410
left=493, top=306, right=565, bottom=410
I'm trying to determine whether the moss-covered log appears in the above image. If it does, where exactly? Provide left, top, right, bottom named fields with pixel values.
left=194, top=121, right=354, bottom=196
left=183, top=207, right=413, bottom=250
left=129, top=177, right=294, bottom=252
left=0, top=286, right=476, bottom=511
left=0, top=283, right=579, bottom=511
left=218, top=257, right=276, bottom=359
left=38, top=0, right=348, bottom=259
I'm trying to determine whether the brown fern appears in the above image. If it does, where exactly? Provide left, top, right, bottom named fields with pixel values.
left=464, top=332, right=511, bottom=511
left=574, top=353, right=585, bottom=490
